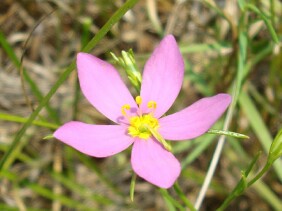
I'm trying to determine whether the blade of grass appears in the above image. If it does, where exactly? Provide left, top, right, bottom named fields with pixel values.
left=246, top=4, right=279, bottom=43
left=0, top=144, right=31, bottom=163
left=0, top=0, right=139, bottom=171
left=173, top=183, right=196, bottom=211
left=75, top=150, right=123, bottom=196
left=181, top=135, right=215, bottom=169
left=0, top=112, right=59, bottom=129
left=26, top=183, right=93, bottom=210
left=0, top=133, right=34, bottom=170
left=50, top=171, right=113, bottom=205
left=0, top=204, right=46, bottom=211
left=252, top=180, right=282, bottom=210
left=159, top=189, right=185, bottom=211
left=0, top=170, right=90, bottom=210
left=0, top=31, right=60, bottom=124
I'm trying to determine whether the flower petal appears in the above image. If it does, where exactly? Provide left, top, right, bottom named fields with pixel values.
left=140, top=35, right=184, bottom=118
left=158, top=94, right=232, bottom=140
left=54, top=121, right=134, bottom=158
left=131, top=138, right=181, bottom=188
left=77, top=53, right=137, bottom=123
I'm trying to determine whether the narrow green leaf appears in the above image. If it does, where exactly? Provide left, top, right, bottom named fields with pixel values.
left=75, top=149, right=123, bottom=196
left=27, top=183, right=93, bottom=210
left=0, top=112, right=59, bottom=129
left=50, top=171, right=113, bottom=205
left=252, top=181, right=282, bottom=210
left=237, top=0, right=246, bottom=11
left=246, top=4, right=279, bottom=43
left=245, top=151, right=262, bottom=176
left=159, top=189, right=185, bottom=211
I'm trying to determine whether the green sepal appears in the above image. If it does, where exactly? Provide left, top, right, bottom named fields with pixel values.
left=43, top=134, right=54, bottom=140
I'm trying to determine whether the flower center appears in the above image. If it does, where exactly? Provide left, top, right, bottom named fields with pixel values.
left=121, top=96, right=158, bottom=140
left=128, top=114, right=159, bottom=139
left=121, top=96, right=171, bottom=151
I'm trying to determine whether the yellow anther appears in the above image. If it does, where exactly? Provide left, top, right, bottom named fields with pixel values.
left=147, top=101, right=157, bottom=109
left=128, top=114, right=159, bottom=140
left=135, top=96, right=142, bottom=105
left=121, top=104, right=131, bottom=116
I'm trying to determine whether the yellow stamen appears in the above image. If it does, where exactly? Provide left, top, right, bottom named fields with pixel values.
left=147, top=101, right=157, bottom=109
left=135, top=96, right=142, bottom=105
left=128, top=114, right=159, bottom=140
left=121, top=99, right=171, bottom=151
left=121, top=104, right=131, bottom=116
left=147, top=127, right=172, bottom=151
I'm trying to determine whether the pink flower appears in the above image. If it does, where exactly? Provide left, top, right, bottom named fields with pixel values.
left=54, top=35, right=231, bottom=188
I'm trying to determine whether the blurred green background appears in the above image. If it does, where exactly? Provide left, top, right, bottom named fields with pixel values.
left=0, top=0, right=281, bottom=210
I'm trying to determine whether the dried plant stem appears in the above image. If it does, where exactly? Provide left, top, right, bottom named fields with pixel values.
left=52, top=143, right=63, bottom=211
left=194, top=86, right=236, bottom=210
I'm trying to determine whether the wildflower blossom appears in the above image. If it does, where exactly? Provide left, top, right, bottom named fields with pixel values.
left=54, top=35, right=231, bottom=188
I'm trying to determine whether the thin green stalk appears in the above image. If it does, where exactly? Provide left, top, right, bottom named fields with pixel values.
left=270, top=0, right=275, bottom=27
left=75, top=150, right=123, bottom=197
left=0, top=112, right=59, bottom=129
left=1, top=134, right=33, bottom=170
left=217, top=157, right=282, bottom=210
left=27, top=183, right=93, bottom=210
left=218, top=127, right=282, bottom=210
left=130, top=172, right=137, bottom=201
left=173, top=183, right=196, bottom=211
left=247, top=163, right=272, bottom=187
left=0, top=0, right=139, bottom=171
left=159, top=189, right=185, bottom=211
left=0, top=145, right=31, bottom=163
left=216, top=152, right=261, bottom=210
left=50, top=171, right=113, bottom=205
left=246, top=4, right=279, bottom=43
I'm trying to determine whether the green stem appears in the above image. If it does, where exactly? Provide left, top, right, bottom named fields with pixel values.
left=159, top=189, right=185, bottom=211
left=247, top=162, right=272, bottom=187
left=173, top=183, right=196, bottom=211
left=130, top=172, right=137, bottom=201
